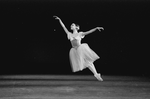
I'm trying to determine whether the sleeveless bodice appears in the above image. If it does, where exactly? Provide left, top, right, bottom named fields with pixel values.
left=70, top=38, right=80, bottom=48
left=68, top=32, right=84, bottom=49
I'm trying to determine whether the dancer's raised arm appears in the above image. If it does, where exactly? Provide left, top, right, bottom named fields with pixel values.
left=82, top=27, right=104, bottom=36
left=54, top=16, right=71, bottom=34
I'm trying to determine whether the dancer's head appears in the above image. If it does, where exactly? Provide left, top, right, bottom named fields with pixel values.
left=71, top=23, right=80, bottom=31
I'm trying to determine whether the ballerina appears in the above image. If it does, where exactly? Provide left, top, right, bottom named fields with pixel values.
left=54, top=16, right=103, bottom=81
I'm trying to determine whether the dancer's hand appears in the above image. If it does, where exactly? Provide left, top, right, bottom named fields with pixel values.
left=53, top=16, right=60, bottom=20
left=96, top=27, right=104, bottom=31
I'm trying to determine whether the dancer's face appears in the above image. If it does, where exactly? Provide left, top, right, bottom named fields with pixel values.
left=71, top=23, right=79, bottom=31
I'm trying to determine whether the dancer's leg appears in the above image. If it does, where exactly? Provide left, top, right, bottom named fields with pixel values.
left=88, top=62, right=103, bottom=81
left=88, top=63, right=98, bottom=75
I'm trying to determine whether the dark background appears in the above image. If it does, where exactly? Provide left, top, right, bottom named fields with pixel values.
left=1, top=0, right=149, bottom=76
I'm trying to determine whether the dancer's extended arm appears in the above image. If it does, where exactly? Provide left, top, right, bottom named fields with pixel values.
left=54, top=16, right=71, bottom=34
left=82, top=27, right=104, bottom=36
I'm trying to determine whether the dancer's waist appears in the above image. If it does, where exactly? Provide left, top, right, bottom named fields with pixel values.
left=71, top=44, right=80, bottom=49
left=71, top=39, right=80, bottom=48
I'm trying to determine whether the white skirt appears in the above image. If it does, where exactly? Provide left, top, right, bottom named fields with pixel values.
left=69, top=43, right=100, bottom=72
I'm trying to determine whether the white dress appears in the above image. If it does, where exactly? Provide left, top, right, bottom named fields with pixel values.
left=68, top=32, right=100, bottom=72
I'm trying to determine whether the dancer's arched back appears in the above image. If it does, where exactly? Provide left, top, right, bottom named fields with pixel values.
left=54, top=16, right=103, bottom=81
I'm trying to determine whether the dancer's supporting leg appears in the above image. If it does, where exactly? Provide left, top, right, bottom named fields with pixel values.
left=88, top=62, right=103, bottom=81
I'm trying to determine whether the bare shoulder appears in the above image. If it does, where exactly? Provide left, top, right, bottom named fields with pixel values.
left=68, top=32, right=73, bottom=37
left=79, top=31, right=85, bottom=38
left=79, top=31, right=84, bottom=36
left=67, top=32, right=73, bottom=40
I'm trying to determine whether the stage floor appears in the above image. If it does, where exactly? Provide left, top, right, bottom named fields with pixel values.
left=0, top=75, right=150, bottom=99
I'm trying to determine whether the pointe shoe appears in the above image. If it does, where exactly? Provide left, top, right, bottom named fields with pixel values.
left=94, top=73, right=103, bottom=81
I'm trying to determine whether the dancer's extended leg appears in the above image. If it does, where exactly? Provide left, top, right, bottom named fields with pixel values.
left=88, top=63, right=103, bottom=81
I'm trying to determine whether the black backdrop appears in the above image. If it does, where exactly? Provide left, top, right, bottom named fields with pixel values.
left=1, top=0, right=149, bottom=76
